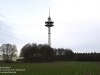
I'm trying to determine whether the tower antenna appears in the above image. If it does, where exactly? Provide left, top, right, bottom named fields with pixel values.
left=49, top=7, right=50, bottom=18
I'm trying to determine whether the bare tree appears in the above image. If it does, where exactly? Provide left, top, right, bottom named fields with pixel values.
left=0, top=44, right=17, bottom=62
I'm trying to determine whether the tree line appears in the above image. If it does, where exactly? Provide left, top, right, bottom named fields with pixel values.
left=19, top=43, right=100, bottom=62
left=0, top=43, right=100, bottom=63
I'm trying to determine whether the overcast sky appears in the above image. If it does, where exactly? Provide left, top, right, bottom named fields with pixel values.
left=0, top=0, right=100, bottom=53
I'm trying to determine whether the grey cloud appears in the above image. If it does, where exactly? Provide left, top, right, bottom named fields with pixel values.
left=0, top=20, right=18, bottom=44
left=0, top=13, right=5, bottom=18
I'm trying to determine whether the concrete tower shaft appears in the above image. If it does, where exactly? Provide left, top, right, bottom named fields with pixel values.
left=48, top=27, right=51, bottom=46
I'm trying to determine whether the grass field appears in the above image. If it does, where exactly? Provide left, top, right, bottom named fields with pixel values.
left=0, top=61, right=100, bottom=75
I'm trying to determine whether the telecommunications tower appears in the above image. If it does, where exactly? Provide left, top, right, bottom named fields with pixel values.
left=45, top=8, right=54, bottom=47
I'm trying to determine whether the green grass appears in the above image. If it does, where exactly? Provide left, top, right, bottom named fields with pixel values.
left=0, top=61, right=100, bottom=75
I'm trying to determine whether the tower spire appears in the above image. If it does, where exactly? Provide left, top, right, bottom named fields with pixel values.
left=49, top=7, right=50, bottom=18
left=48, top=7, right=51, bottom=21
